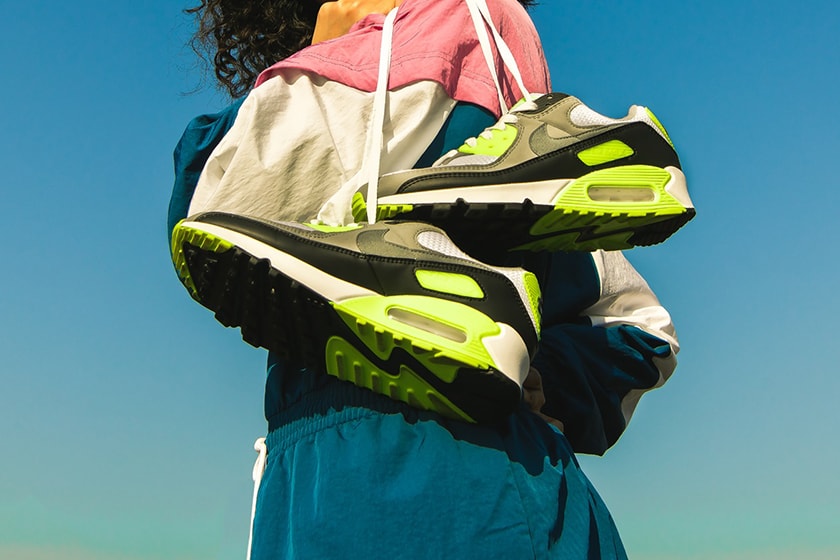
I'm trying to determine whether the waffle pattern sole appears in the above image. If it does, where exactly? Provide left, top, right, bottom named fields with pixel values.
left=171, top=224, right=522, bottom=423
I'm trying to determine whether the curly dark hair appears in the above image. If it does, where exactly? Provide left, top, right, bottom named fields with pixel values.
left=187, top=0, right=536, bottom=99
left=187, top=0, right=322, bottom=98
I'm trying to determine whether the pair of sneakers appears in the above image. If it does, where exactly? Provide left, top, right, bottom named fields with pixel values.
left=171, top=93, right=694, bottom=424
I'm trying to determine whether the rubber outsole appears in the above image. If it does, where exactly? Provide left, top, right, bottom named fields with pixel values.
left=361, top=165, right=694, bottom=254
left=171, top=224, right=522, bottom=424
left=366, top=201, right=695, bottom=256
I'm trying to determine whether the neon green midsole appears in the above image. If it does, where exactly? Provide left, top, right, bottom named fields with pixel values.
left=325, top=336, right=474, bottom=422
left=332, top=295, right=503, bottom=383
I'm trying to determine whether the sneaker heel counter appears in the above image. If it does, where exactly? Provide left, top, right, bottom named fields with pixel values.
left=634, top=107, right=682, bottom=169
left=522, top=271, right=542, bottom=339
left=644, top=107, right=682, bottom=169
left=643, top=107, right=675, bottom=148
left=503, top=270, right=541, bottom=360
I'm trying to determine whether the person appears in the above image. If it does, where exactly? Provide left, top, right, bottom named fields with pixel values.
left=169, top=0, right=685, bottom=557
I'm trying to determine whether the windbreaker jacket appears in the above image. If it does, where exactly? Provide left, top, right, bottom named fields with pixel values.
left=169, top=0, right=678, bottom=556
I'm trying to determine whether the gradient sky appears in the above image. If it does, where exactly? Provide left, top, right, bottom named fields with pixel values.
left=2, top=0, right=839, bottom=558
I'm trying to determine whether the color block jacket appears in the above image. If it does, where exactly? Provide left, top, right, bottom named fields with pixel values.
left=169, top=0, right=677, bottom=555
left=170, top=0, right=678, bottom=456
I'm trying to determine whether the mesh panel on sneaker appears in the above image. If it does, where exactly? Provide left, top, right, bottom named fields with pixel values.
left=569, top=104, right=622, bottom=127
left=437, top=153, right=498, bottom=167
left=416, top=231, right=483, bottom=263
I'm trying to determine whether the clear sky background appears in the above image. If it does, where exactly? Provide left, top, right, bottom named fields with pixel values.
left=2, top=0, right=838, bottom=559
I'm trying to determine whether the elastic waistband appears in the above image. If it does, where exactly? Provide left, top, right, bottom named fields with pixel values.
left=265, top=379, right=431, bottom=452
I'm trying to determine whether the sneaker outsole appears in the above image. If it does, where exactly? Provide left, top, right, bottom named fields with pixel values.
left=171, top=223, right=522, bottom=424
left=363, top=165, right=694, bottom=253
left=371, top=201, right=695, bottom=254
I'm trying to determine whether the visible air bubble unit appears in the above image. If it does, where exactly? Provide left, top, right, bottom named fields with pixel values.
left=545, top=165, right=685, bottom=217
left=387, top=307, right=468, bottom=343
left=587, top=186, right=655, bottom=203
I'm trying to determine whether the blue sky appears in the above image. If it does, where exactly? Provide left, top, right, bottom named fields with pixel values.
left=2, top=0, right=839, bottom=558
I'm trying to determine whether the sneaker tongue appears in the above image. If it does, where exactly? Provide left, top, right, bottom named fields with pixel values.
left=520, top=92, right=571, bottom=113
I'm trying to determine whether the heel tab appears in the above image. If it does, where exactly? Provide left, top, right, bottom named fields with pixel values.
left=522, top=271, right=542, bottom=338
left=639, top=106, right=674, bottom=147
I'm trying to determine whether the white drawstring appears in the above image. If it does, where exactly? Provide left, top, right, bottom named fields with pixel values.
left=247, top=437, right=268, bottom=560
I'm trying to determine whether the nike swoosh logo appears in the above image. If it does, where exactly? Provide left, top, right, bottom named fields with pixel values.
left=542, top=123, right=569, bottom=139
left=529, top=124, right=576, bottom=156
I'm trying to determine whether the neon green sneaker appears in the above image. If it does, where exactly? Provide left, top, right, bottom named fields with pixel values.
left=171, top=213, right=542, bottom=424
left=357, top=92, right=694, bottom=254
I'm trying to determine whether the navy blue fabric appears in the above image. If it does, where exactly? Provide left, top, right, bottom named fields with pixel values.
left=168, top=96, right=245, bottom=241
left=168, top=98, right=672, bottom=558
left=533, top=323, right=671, bottom=455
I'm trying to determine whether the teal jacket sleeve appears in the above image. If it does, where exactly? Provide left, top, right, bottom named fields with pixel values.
left=167, top=97, right=245, bottom=241
left=531, top=250, right=678, bottom=455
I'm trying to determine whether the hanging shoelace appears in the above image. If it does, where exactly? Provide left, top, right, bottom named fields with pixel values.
left=466, top=0, right=536, bottom=111
left=362, top=6, right=399, bottom=225
left=453, top=0, right=540, bottom=162
left=316, top=0, right=539, bottom=227
left=315, top=7, right=399, bottom=226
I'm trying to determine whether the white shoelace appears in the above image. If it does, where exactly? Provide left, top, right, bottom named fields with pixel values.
left=315, top=7, right=399, bottom=226
left=362, top=6, right=398, bottom=225
left=464, top=0, right=535, bottom=112
left=315, top=0, right=536, bottom=227
left=455, top=0, right=540, bottom=157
